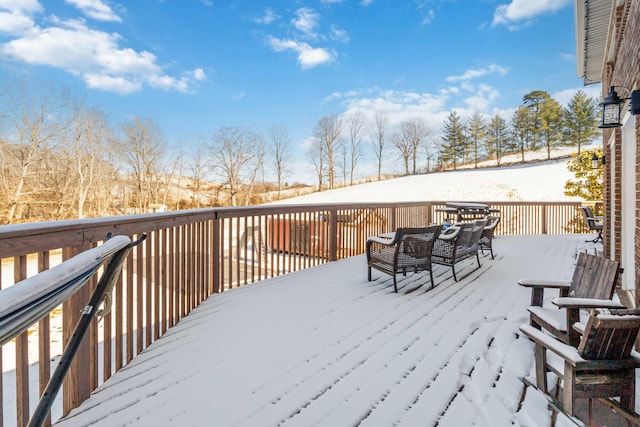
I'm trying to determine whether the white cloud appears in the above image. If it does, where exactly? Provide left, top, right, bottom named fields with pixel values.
left=325, top=88, right=373, bottom=102
left=1, top=17, right=204, bottom=94
left=328, top=82, right=510, bottom=139
left=0, top=0, right=42, bottom=34
left=191, top=68, right=207, bottom=81
left=266, top=36, right=335, bottom=69
left=557, top=52, right=574, bottom=61
left=492, top=0, right=572, bottom=28
left=462, top=83, right=501, bottom=111
left=337, top=89, right=451, bottom=133
left=84, top=73, right=141, bottom=94
left=421, top=9, right=435, bottom=25
left=232, top=91, right=246, bottom=100
left=413, top=1, right=437, bottom=26
left=446, top=64, right=509, bottom=82
left=65, top=0, right=121, bottom=22
left=292, top=7, right=319, bottom=38
left=360, top=0, right=373, bottom=6
left=148, top=73, right=190, bottom=92
left=553, top=85, right=602, bottom=107
left=254, top=7, right=279, bottom=25
left=330, top=25, right=349, bottom=43
left=3, top=18, right=157, bottom=73
left=0, top=10, right=35, bottom=34
left=0, top=0, right=42, bottom=13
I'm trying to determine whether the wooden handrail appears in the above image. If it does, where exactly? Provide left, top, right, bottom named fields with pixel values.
left=0, top=200, right=590, bottom=426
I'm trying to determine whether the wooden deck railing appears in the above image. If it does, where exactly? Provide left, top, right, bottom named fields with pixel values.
left=0, top=200, right=590, bottom=426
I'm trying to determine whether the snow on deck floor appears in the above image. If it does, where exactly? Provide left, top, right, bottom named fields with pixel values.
left=54, top=234, right=594, bottom=427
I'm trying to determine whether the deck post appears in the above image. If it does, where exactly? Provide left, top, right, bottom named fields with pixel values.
left=328, top=209, right=338, bottom=261
left=212, top=215, right=220, bottom=293
left=426, top=202, right=433, bottom=226
left=390, top=207, right=397, bottom=231
left=15, top=255, right=28, bottom=427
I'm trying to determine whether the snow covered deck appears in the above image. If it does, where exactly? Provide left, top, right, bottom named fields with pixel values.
left=54, top=234, right=600, bottom=426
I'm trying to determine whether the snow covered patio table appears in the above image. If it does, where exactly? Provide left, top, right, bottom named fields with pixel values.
left=54, top=234, right=594, bottom=427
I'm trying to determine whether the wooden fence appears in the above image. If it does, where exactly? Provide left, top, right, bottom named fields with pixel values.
left=0, top=200, right=590, bottom=426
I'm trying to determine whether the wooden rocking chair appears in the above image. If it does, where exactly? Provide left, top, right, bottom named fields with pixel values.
left=520, top=308, right=640, bottom=419
left=518, top=252, right=623, bottom=346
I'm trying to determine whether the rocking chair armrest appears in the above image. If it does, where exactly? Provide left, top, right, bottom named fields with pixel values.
left=519, top=324, right=583, bottom=364
left=552, top=297, right=626, bottom=309
left=517, top=279, right=571, bottom=289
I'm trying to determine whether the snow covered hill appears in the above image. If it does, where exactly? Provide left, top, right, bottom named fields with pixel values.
left=273, top=157, right=581, bottom=204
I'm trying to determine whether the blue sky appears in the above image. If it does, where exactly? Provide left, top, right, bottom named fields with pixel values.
left=0, top=0, right=599, bottom=184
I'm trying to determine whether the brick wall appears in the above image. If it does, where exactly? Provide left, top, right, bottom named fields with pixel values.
left=601, top=1, right=640, bottom=305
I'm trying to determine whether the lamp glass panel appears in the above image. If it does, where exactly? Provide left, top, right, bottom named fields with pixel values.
left=602, top=103, right=621, bottom=126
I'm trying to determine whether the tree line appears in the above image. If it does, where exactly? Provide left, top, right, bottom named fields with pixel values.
left=0, top=81, right=599, bottom=224
left=439, top=90, right=599, bottom=169
left=0, top=82, right=299, bottom=223
left=309, top=89, right=600, bottom=190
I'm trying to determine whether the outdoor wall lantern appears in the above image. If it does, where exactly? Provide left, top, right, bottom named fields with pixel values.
left=591, top=152, right=605, bottom=169
left=599, top=86, right=640, bottom=128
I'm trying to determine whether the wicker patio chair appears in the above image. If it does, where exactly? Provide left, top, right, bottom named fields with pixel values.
left=432, top=218, right=486, bottom=281
left=479, top=215, right=500, bottom=259
left=366, top=225, right=441, bottom=292
left=580, top=206, right=603, bottom=243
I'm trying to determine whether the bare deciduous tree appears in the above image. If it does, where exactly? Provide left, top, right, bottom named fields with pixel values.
left=392, top=129, right=412, bottom=175
left=267, top=125, right=292, bottom=199
left=160, top=146, right=183, bottom=208
left=68, top=103, right=113, bottom=218
left=3, top=83, right=69, bottom=222
left=121, top=117, right=166, bottom=212
left=188, top=141, right=208, bottom=208
left=371, top=110, right=389, bottom=180
left=308, top=137, right=325, bottom=190
left=344, top=111, right=365, bottom=185
left=423, top=140, right=438, bottom=173
left=209, top=126, right=264, bottom=206
left=399, top=118, right=430, bottom=174
left=243, top=134, right=265, bottom=206
left=313, top=114, right=342, bottom=189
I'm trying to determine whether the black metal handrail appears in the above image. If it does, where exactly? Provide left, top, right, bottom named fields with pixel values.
left=0, top=234, right=146, bottom=427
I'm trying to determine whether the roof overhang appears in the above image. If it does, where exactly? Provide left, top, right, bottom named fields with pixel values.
left=574, top=0, right=614, bottom=85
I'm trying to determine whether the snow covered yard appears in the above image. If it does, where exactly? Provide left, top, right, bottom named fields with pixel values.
left=52, top=234, right=597, bottom=427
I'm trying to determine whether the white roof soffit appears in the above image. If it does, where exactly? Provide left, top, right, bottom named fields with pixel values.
left=574, top=0, right=613, bottom=85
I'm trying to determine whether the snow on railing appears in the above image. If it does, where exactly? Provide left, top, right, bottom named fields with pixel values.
left=0, top=200, right=585, bottom=426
